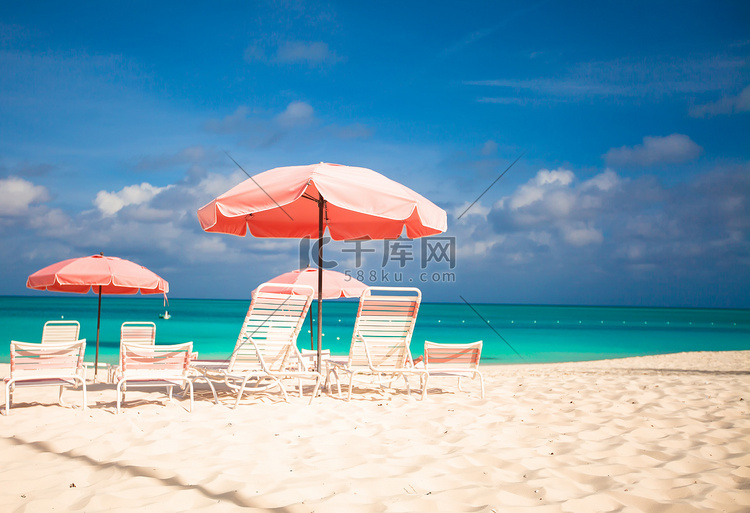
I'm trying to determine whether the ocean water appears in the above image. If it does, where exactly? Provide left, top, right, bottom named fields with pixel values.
left=0, top=296, right=748, bottom=365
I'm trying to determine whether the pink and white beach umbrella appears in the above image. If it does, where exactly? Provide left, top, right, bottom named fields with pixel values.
left=27, top=253, right=169, bottom=378
left=257, top=267, right=368, bottom=350
left=260, top=267, right=367, bottom=300
left=198, top=162, right=447, bottom=368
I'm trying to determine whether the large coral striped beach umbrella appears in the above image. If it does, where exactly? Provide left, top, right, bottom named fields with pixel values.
left=197, top=162, right=447, bottom=369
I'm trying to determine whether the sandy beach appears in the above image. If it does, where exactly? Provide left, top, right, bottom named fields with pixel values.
left=1, top=350, right=748, bottom=512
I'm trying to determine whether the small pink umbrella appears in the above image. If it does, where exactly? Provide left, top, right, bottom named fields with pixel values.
left=198, top=162, right=447, bottom=369
left=257, top=267, right=368, bottom=350
left=261, top=267, right=367, bottom=300
left=27, top=253, right=169, bottom=378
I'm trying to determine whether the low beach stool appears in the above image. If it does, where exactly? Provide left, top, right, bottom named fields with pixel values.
left=421, top=340, right=484, bottom=399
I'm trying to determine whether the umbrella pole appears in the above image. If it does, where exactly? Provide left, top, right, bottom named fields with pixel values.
left=95, top=285, right=102, bottom=381
left=317, top=199, right=324, bottom=372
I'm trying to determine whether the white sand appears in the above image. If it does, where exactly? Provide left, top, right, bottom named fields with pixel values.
left=1, top=351, right=749, bottom=512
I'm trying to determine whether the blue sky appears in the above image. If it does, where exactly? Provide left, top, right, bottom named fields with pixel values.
left=1, top=1, right=748, bottom=307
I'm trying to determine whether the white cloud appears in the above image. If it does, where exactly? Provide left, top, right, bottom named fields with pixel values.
left=275, top=101, right=315, bottom=127
left=467, top=56, right=746, bottom=102
left=545, top=190, right=576, bottom=217
left=582, top=169, right=619, bottom=191
left=453, top=200, right=491, bottom=220
left=244, top=40, right=342, bottom=67
left=475, top=167, right=622, bottom=255
left=509, top=168, right=574, bottom=210
left=689, top=84, right=750, bottom=118
left=196, top=171, right=247, bottom=203
left=604, top=134, right=703, bottom=166
left=481, top=140, right=498, bottom=156
left=204, top=106, right=253, bottom=134
left=534, top=169, right=574, bottom=186
left=136, top=145, right=218, bottom=170
left=0, top=176, right=50, bottom=215
left=560, top=222, right=603, bottom=246
left=28, top=208, right=75, bottom=237
left=94, top=182, right=172, bottom=217
left=276, top=41, right=340, bottom=66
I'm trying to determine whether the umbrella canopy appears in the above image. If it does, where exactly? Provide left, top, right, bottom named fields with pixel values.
left=197, top=162, right=447, bottom=368
left=259, top=267, right=367, bottom=300
left=197, top=162, right=447, bottom=239
left=27, top=254, right=169, bottom=378
left=257, top=267, right=368, bottom=350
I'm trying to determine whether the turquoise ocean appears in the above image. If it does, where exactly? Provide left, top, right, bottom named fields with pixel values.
left=1, top=296, right=748, bottom=365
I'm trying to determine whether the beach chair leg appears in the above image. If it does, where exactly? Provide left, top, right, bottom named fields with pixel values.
left=309, top=375, right=322, bottom=405
left=421, top=374, right=428, bottom=400
left=234, top=376, right=252, bottom=409
left=193, top=375, right=219, bottom=405
left=116, top=380, right=124, bottom=413
left=326, top=368, right=343, bottom=398
left=81, top=379, right=87, bottom=411
left=403, top=374, right=411, bottom=397
left=207, top=378, right=218, bottom=405
left=187, top=381, right=194, bottom=413
left=347, top=373, right=356, bottom=402
left=276, top=378, right=289, bottom=403
left=4, top=381, right=12, bottom=415
left=478, top=374, right=485, bottom=399
left=58, top=385, right=66, bottom=406
left=458, top=377, right=464, bottom=392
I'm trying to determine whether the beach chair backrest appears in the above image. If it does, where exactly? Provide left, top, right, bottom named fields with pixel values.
left=120, top=341, right=193, bottom=379
left=229, top=283, right=314, bottom=373
left=424, top=341, right=483, bottom=371
left=41, top=320, right=80, bottom=344
left=121, top=322, right=157, bottom=345
left=348, top=287, right=421, bottom=369
left=10, top=340, right=86, bottom=379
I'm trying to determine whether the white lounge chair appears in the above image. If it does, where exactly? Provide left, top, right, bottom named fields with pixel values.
left=120, top=321, right=156, bottom=345
left=326, top=287, right=427, bottom=401
left=421, top=340, right=484, bottom=398
left=116, top=341, right=194, bottom=413
left=42, top=320, right=88, bottom=380
left=109, top=322, right=157, bottom=383
left=41, top=320, right=81, bottom=344
left=194, top=283, right=321, bottom=408
left=3, top=339, right=87, bottom=415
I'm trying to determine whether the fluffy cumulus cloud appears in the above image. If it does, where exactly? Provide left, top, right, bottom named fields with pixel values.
left=486, top=168, right=607, bottom=247
left=452, top=162, right=749, bottom=303
left=94, top=182, right=172, bottom=216
left=604, top=134, right=703, bottom=167
left=560, top=222, right=604, bottom=246
left=0, top=176, right=50, bottom=215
